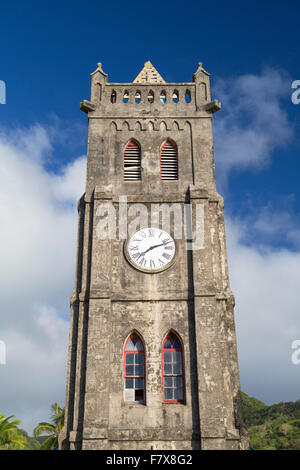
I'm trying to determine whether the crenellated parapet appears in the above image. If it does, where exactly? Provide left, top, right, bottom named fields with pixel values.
left=80, top=61, right=221, bottom=117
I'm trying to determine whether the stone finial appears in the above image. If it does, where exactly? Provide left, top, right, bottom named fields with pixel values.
left=91, top=62, right=108, bottom=77
left=193, top=62, right=210, bottom=79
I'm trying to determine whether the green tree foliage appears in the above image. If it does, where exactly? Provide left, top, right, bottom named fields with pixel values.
left=241, top=392, right=300, bottom=450
left=0, top=414, right=27, bottom=450
left=18, top=429, right=41, bottom=450
left=33, top=403, right=65, bottom=450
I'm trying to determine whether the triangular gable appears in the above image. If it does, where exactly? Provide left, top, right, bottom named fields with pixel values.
left=133, top=61, right=166, bottom=83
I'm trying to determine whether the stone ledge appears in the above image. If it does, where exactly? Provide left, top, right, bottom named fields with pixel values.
left=204, top=100, right=221, bottom=113
left=107, top=428, right=199, bottom=441
left=216, top=289, right=235, bottom=304
left=80, top=100, right=96, bottom=113
left=75, top=291, right=235, bottom=302
left=83, top=429, right=108, bottom=440
left=189, top=187, right=224, bottom=206
left=113, top=195, right=187, bottom=203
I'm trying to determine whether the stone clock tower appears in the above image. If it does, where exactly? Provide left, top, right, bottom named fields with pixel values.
left=59, top=61, right=248, bottom=450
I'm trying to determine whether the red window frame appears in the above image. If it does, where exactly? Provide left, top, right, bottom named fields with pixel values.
left=123, top=333, right=146, bottom=404
left=162, top=332, right=185, bottom=404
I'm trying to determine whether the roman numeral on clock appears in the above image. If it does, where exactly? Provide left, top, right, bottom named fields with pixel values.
left=138, top=257, right=146, bottom=267
left=129, top=246, right=139, bottom=251
left=150, top=260, right=155, bottom=269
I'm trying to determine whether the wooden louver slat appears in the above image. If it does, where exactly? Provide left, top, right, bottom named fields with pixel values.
left=124, top=141, right=141, bottom=181
left=161, top=142, right=178, bottom=180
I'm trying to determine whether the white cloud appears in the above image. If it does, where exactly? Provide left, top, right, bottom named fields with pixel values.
left=213, top=68, right=292, bottom=186
left=227, top=200, right=300, bottom=250
left=0, top=124, right=86, bottom=433
left=52, top=157, right=87, bottom=202
left=213, top=67, right=300, bottom=403
left=0, top=125, right=52, bottom=162
left=227, top=215, right=300, bottom=404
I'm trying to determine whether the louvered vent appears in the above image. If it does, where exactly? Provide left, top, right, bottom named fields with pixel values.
left=160, top=141, right=178, bottom=180
left=123, top=141, right=141, bottom=181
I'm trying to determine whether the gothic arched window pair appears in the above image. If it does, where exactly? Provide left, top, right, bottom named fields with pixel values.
left=123, top=140, right=178, bottom=181
left=123, top=332, right=185, bottom=404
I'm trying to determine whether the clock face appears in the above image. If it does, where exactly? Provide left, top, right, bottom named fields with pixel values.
left=125, top=228, right=176, bottom=272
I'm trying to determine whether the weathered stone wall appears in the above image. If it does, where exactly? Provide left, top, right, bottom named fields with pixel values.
left=59, top=63, right=248, bottom=451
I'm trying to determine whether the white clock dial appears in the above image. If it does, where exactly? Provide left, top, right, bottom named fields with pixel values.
left=126, top=228, right=176, bottom=272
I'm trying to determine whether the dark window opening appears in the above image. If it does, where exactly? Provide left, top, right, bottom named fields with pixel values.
left=185, top=90, right=191, bottom=103
left=111, top=91, right=117, bottom=103
left=147, top=90, right=154, bottom=103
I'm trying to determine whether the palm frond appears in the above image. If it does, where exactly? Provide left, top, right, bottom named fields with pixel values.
left=0, top=414, right=25, bottom=449
left=50, top=403, right=64, bottom=427
left=34, top=423, right=56, bottom=437
left=31, top=403, right=65, bottom=449
left=0, top=414, right=21, bottom=430
left=39, top=434, right=57, bottom=450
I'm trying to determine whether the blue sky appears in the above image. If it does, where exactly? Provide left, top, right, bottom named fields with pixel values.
left=1, top=1, right=300, bottom=208
left=0, top=0, right=300, bottom=433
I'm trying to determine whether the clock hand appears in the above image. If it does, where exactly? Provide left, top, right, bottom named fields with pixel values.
left=149, top=243, right=165, bottom=250
left=141, top=243, right=166, bottom=256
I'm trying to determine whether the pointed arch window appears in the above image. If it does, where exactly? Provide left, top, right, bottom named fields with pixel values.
left=123, top=140, right=141, bottom=181
left=160, top=141, right=178, bottom=180
left=160, top=91, right=166, bottom=104
left=172, top=90, right=179, bottom=103
left=135, top=91, right=141, bottom=104
left=111, top=90, right=117, bottom=103
left=124, top=333, right=145, bottom=403
left=123, top=90, right=129, bottom=103
left=185, top=90, right=191, bottom=103
left=162, top=332, right=184, bottom=403
left=147, top=90, right=154, bottom=103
